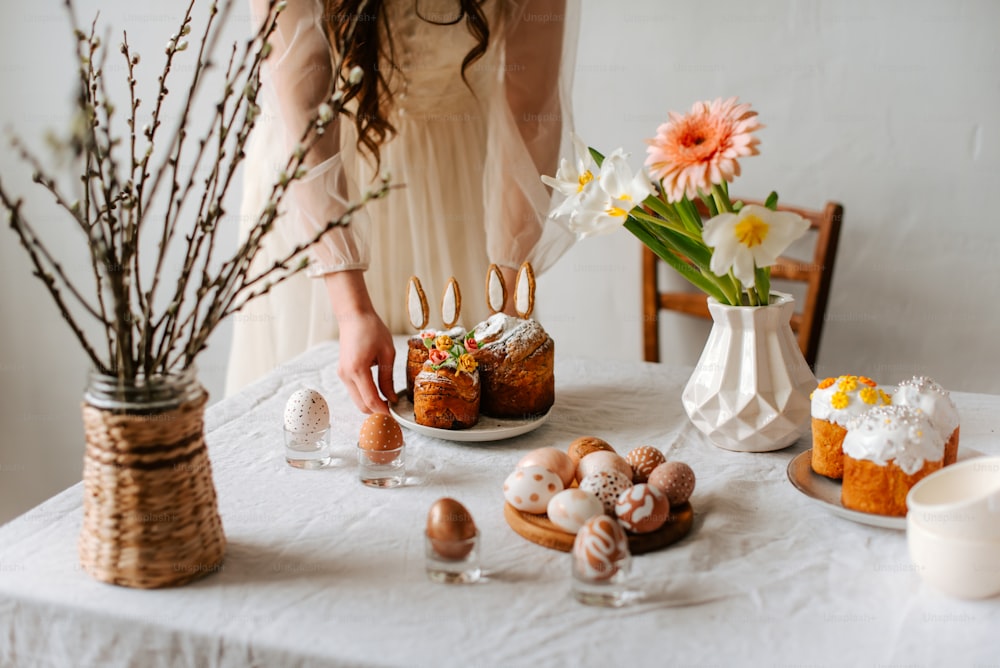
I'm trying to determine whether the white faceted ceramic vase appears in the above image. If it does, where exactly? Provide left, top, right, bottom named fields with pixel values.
left=681, top=293, right=816, bottom=452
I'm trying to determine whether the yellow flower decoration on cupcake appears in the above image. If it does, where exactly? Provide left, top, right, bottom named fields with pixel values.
left=811, top=374, right=892, bottom=426
left=838, top=376, right=859, bottom=392
left=457, top=354, right=478, bottom=375
left=831, top=392, right=850, bottom=409
left=434, top=335, right=454, bottom=351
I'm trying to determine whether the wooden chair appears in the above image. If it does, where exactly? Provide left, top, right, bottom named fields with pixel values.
left=642, top=200, right=843, bottom=369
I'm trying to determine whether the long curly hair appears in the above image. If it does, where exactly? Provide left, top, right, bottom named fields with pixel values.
left=323, top=0, right=490, bottom=169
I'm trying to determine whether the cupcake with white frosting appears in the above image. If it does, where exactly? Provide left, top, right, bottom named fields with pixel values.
left=841, top=405, right=945, bottom=516
left=893, top=376, right=960, bottom=465
left=810, top=375, right=892, bottom=479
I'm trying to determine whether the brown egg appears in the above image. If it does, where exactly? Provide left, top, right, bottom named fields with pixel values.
left=518, top=447, right=575, bottom=487
left=576, top=450, right=633, bottom=484
left=625, top=445, right=666, bottom=483
left=648, top=461, right=696, bottom=506
left=358, top=414, right=404, bottom=464
left=567, top=436, right=616, bottom=467
left=426, top=497, right=477, bottom=560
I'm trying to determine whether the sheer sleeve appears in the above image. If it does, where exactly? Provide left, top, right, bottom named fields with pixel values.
left=249, top=0, right=368, bottom=275
left=482, top=0, right=578, bottom=275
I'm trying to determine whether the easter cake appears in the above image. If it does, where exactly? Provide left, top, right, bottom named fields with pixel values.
left=810, top=375, right=891, bottom=479
left=412, top=332, right=481, bottom=430
left=893, top=376, right=960, bottom=466
left=841, top=405, right=945, bottom=516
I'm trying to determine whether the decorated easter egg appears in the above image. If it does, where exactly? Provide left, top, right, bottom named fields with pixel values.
left=518, top=447, right=575, bottom=488
left=567, top=436, right=616, bottom=467
left=547, top=488, right=605, bottom=535
left=572, top=514, right=629, bottom=582
left=648, top=461, right=696, bottom=506
left=426, top=498, right=477, bottom=560
left=358, top=413, right=404, bottom=464
left=503, top=465, right=563, bottom=514
left=625, top=445, right=666, bottom=483
left=615, top=483, right=670, bottom=534
left=578, top=470, right=632, bottom=514
left=283, top=388, right=330, bottom=434
left=577, top=450, right=633, bottom=483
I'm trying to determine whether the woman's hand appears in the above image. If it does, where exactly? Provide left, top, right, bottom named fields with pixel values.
left=324, top=271, right=398, bottom=414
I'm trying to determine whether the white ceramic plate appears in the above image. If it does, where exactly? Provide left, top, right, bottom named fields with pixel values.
left=389, top=396, right=550, bottom=443
left=786, top=449, right=984, bottom=530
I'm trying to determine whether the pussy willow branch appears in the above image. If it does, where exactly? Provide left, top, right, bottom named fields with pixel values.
left=1, top=193, right=106, bottom=371
left=145, top=0, right=228, bottom=337
left=69, top=9, right=136, bottom=376
left=2, top=0, right=390, bottom=382
left=140, top=3, right=229, bottom=376
left=154, top=8, right=282, bottom=372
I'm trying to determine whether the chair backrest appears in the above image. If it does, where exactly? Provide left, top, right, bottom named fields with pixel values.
left=642, top=200, right=843, bottom=369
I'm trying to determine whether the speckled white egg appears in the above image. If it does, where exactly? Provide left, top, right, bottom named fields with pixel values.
left=503, top=465, right=564, bottom=514
left=578, top=470, right=632, bottom=514
left=283, top=388, right=330, bottom=434
left=547, top=488, right=605, bottom=535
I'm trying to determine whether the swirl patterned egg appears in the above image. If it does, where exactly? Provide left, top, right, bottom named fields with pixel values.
left=572, top=514, right=629, bottom=582
left=615, top=483, right=670, bottom=534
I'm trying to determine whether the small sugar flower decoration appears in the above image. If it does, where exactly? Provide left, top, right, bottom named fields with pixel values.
left=839, top=376, right=859, bottom=392
left=424, top=336, right=478, bottom=375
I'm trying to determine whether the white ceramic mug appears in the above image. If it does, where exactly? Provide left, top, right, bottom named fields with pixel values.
left=906, top=518, right=1000, bottom=599
left=906, top=456, right=1000, bottom=540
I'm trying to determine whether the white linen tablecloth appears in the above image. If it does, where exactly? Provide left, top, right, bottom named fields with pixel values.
left=1, top=341, right=998, bottom=667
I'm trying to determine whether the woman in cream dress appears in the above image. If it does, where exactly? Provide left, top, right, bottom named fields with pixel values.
left=227, top=0, right=577, bottom=411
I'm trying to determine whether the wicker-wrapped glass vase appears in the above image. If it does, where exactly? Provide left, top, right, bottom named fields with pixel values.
left=79, top=367, right=226, bottom=588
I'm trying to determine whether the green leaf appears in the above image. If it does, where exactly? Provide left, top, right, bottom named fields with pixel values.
left=625, top=217, right=729, bottom=303
left=755, top=266, right=771, bottom=304
left=701, top=193, right=719, bottom=217
left=588, top=147, right=605, bottom=167
left=764, top=191, right=779, bottom=211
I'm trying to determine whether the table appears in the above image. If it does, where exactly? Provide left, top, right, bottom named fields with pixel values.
left=1, top=341, right=998, bottom=667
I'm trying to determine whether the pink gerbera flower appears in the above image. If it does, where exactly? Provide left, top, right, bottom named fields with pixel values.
left=644, top=97, right=762, bottom=202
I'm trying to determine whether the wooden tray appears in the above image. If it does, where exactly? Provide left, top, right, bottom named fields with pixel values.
left=503, top=502, right=694, bottom=554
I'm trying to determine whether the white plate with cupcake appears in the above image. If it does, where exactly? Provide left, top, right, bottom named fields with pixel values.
left=390, top=396, right=550, bottom=443
left=788, top=375, right=970, bottom=529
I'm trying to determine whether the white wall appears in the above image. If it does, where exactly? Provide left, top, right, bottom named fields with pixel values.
left=1, top=0, right=998, bottom=523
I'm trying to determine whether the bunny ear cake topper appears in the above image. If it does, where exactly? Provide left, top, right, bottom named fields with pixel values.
left=406, top=276, right=429, bottom=331
left=514, top=262, right=535, bottom=319
left=441, top=277, right=462, bottom=328
left=485, top=264, right=508, bottom=315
